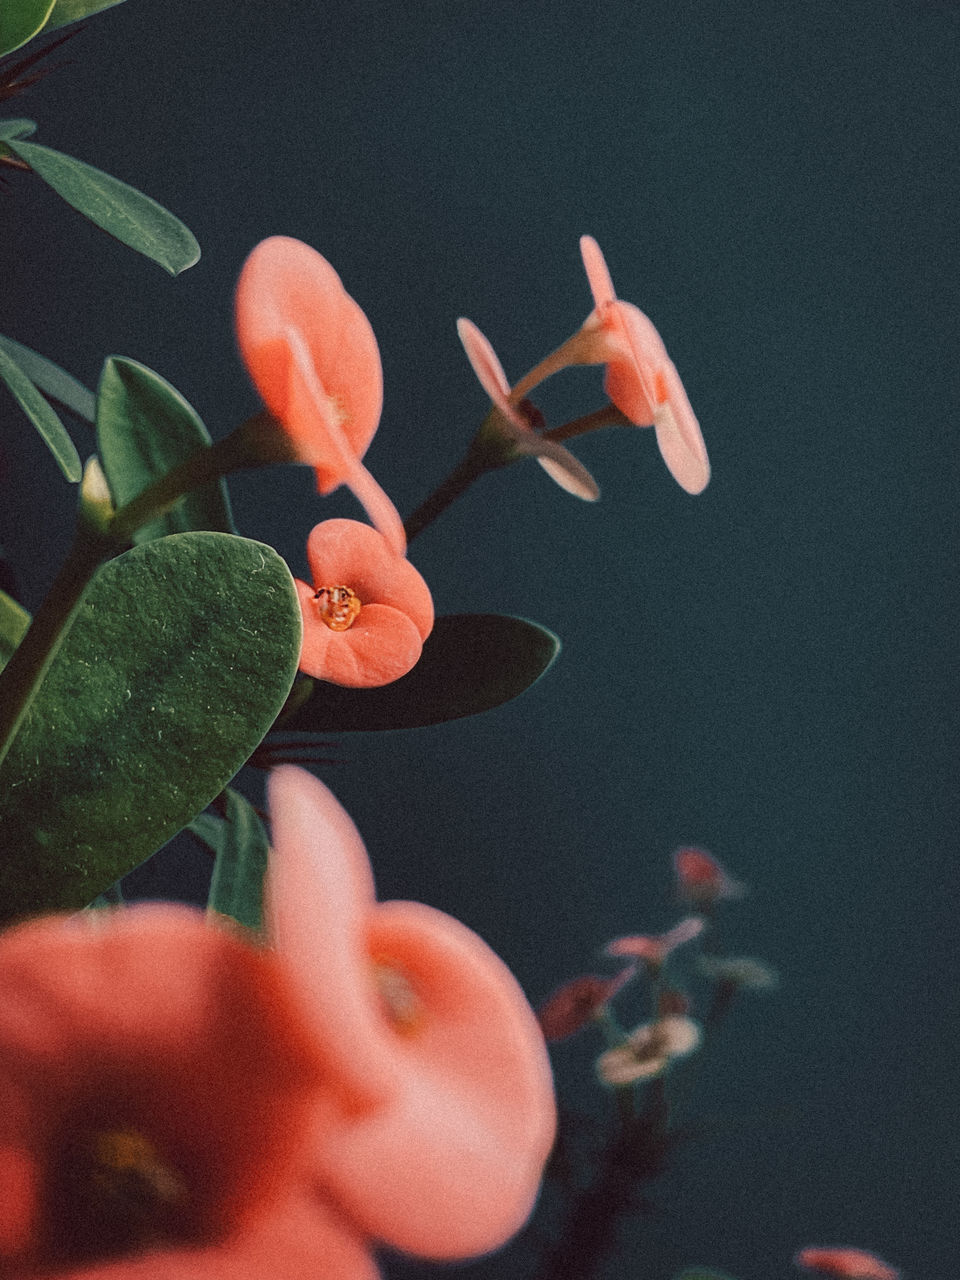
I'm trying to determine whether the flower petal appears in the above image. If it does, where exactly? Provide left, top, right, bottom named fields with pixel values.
left=235, top=236, right=383, bottom=490
left=304, top=520, right=433, bottom=641
left=456, top=318, right=530, bottom=432
left=297, top=585, right=426, bottom=688
left=264, top=767, right=556, bottom=1261
left=579, top=235, right=617, bottom=308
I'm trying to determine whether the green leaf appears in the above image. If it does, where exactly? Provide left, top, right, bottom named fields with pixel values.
left=0, top=118, right=37, bottom=141
left=96, top=356, right=234, bottom=541
left=0, top=341, right=82, bottom=481
left=0, top=532, right=302, bottom=922
left=0, top=334, right=95, bottom=421
left=0, top=0, right=56, bottom=57
left=204, top=788, right=270, bottom=931
left=3, top=137, right=200, bottom=274
left=0, top=589, right=30, bottom=672
left=40, top=0, right=127, bottom=33
left=280, top=612, right=561, bottom=732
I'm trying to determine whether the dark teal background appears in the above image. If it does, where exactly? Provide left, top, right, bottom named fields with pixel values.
left=1, top=2, right=958, bottom=1277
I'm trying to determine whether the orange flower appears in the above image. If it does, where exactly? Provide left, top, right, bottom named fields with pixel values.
left=235, top=235, right=405, bottom=555
left=605, top=915, right=705, bottom=969
left=0, top=906, right=378, bottom=1279
left=536, top=969, right=635, bottom=1042
left=295, top=518, right=433, bottom=688
left=673, top=846, right=746, bottom=909
left=576, top=235, right=710, bottom=494
left=794, top=1247, right=900, bottom=1280
left=456, top=317, right=600, bottom=501
left=508, top=236, right=711, bottom=495
left=263, top=765, right=556, bottom=1261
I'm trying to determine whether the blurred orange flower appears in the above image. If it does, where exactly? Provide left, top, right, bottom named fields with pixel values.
left=235, top=235, right=405, bottom=554
left=264, top=765, right=557, bottom=1261
left=0, top=905, right=378, bottom=1279
left=794, top=1247, right=900, bottom=1280
left=537, top=969, right=635, bottom=1042
left=673, top=845, right=745, bottom=909
left=295, top=518, right=433, bottom=688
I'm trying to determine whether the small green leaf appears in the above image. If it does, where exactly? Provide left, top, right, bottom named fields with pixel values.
left=0, top=532, right=302, bottom=922
left=0, top=341, right=81, bottom=480
left=0, top=589, right=30, bottom=672
left=40, top=0, right=127, bottom=33
left=4, top=137, right=200, bottom=274
left=204, top=789, right=270, bottom=931
left=0, top=118, right=37, bottom=141
left=0, top=0, right=56, bottom=57
left=97, top=356, right=234, bottom=541
left=0, top=334, right=95, bottom=421
left=280, top=613, right=561, bottom=732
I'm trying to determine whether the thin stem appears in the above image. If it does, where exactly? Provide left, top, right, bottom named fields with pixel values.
left=544, top=403, right=630, bottom=443
left=0, top=522, right=110, bottom=772
left=402, top=420, right=514, bottom=543
left=108, top=427, right=260, bottom=544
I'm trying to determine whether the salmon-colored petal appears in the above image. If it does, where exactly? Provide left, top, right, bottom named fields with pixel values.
left=0, top=907, right=331, bottom=1275
left=537, top=969, right=635, bottom=1041
left=304, top=520, right=433, bottom=639
left=298, top=597, right=425, bottom=688
left=235, top=236, right=382, bottom=491
left=456, top=318, right=529, bottom=432
left=794, top=1248, right=900, bottom=1280
left=579, top=234, right=617, bottom=308
left=652, top=362, right=711, bottom=494
left=264, top=768, right=556, bottom=1261
left=58, top=1193, right=380, bottom=1280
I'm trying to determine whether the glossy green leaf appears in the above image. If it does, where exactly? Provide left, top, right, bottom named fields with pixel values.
left=0, top=118, right=37, bottom=141
left=0, top=341, right=81, bottom=480
left=279, top=612, right=560, bottom=732
left=97, top=356, right=234, bottom=541
left=204, top=788, right=269, bottom=931
left=3, top=137, right=200, bottom=274
left=41, top=0, right=127, bottom=33
left=0, top=532, right=302, bottom=922
left=0, top=0, right=56, bottom=57
left=0, top=334, right=95, bottom=421
left=0, top=589, right=30, bottom=671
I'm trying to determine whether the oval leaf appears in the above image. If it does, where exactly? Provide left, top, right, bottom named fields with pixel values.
left=96, top=356, right=234, bottom=540
left=3, top=137, right=200, bottom=274
left=0, top=341, right=81, bottom=480
left=0, top=333, right=95, bottom=421
left=202, top=788, right=269, bottom=931
left=277, top=612, right=560, bottom=732
left=0, top=588, right=30, bottom=672
left=0, top=0, right=56, bottom=57
left=0, top=118, right=37, bottom=141
left=0, top=532, right=302, bottom=922
left=40, top=0, right=126, bottom=33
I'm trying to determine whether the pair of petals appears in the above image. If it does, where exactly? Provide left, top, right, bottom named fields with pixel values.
left=456, top=317, right=600, bottom=501
left=235, top=236, right=405, bottom=555
left=595, top=1013, right=702, bottom=1087
left=0, top=905, right=377, bottom=1279
left=295, top=518, right=433, bottom=688
left=578, top=234, right=711, bottom=495
left=264, top=765, right=556, bottom=1261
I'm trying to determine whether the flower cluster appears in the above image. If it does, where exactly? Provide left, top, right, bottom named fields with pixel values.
left=235, top=236, right=434, bottom=688
left=0, top=766, right=555, bottom=1277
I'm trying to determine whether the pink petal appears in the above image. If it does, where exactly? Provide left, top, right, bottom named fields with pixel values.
left=456, top=318, right=530, bottom=432
left=579, top=235, right=617, bottom=308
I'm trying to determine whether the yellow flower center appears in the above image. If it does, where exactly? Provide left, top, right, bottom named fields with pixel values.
left=314, top=585, right=361, bottom=631
left=50, top=1125, right=193, bottom=1266
left=373, top=960, right=422, bottom=1034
